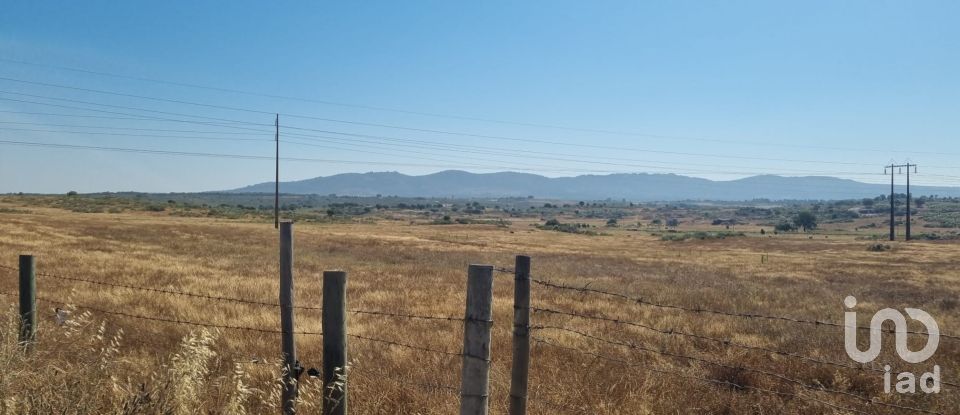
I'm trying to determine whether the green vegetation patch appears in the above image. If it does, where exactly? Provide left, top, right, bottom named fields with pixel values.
left=661, top=231, right=745, bottom=241
left=536, top=219, right=599, bottom=235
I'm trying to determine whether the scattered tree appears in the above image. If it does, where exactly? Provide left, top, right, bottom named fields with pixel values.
left=793, top=211, right=818, bottom=232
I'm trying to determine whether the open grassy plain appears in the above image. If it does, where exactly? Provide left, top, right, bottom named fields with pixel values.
left=0, top=196, right=957, bottom=414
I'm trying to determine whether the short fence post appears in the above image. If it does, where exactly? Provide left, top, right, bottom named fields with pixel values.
left=18, top=254, right=36, bottom=345
left=322, top=270, right=348, bottom=415
left=509, top=256, right=531, bottom=415
left=279, top=221, right=298, bottom=414
left=460, top=264, right=494, bottom=415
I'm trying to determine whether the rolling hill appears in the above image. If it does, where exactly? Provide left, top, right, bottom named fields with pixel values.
left=228, top=171, right=960, bottom=201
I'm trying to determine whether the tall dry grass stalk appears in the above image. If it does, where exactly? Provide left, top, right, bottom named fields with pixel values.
left=0, top=305, right=266, bottom=415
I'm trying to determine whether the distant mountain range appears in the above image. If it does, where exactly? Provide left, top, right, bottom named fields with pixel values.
left=228, top=171, right=960, bottom=201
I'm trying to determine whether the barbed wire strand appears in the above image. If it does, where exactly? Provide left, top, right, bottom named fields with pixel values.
left=529, top=305, right=959, bottom=389
left=0, top=265, right=468, bottom=323
left=0, top=292, right=278, bottom=365
left=533, top=325, right=941, bottom=415
left=348, top=309, right=464, bottom=323
left=0, top=265, right=283, bottom=308
left=347, top=332, right=462, bottom=357
left=128, top=329, right=276, bottom=366
left=21, top=292, right=323, bottom=336
left=531, top=277, right=958, bottom=341
left=533, top=336, right=872, bottom=415
left=350, top=365, right=460, bottom=396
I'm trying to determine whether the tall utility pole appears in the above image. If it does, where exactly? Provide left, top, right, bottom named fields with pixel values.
left=275, top=114, right=280, bottom=229
left=885, top=163, right=917, bottom=241
left=887, top=164, right=895, bottom=241
left=905, top=163, right=916, bottom=241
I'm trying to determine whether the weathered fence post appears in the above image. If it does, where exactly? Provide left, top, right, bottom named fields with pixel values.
left=279, top=221, right=298, bottom=414
left=509, top=256, right=531, bottom=415
left=460, top=264, right=494, bottom=415
left=322, top=270, right=348, bottom=415
left=18, top=254, right=36, bottom=345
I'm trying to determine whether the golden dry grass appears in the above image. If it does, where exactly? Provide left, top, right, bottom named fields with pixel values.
left=0, top=200, right=957, bottom=414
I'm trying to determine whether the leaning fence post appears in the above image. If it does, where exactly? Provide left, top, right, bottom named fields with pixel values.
left=509, top=256, right=531, bottom=415
left=322, top=270, right=348, bottom=415
left=18, top=254, right=36, bottom=345
left=460, top=264, right=494, bottom=415
left=279, top=221, right=298, bottom=414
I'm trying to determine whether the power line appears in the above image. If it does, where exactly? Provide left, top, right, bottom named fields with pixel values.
left=0, top=90, right=268, bottom=128
left=3, top=91, right=960, bottom=186
left=0, top=139, right=522, bottom=170
left=5, top=76, right=960, bottom=162
left=0, top=137, right=926, bottom=192
left=282, top=135, right=896, bottom=178
left=0, top=120, right=271, bottom=135
left=3, top=89, right=959, bottom=180
left=5, top=137, right=959, bottom=195
left=0, top=137, right=702, bottom=177
left=0, top=138, right=664, bottom=175
left=0, top=127, right=270, bottom=142
left=0, top=68, right=953, bottom=157
left=0, top=95, right=269, bottom=132
left=3, top=112, right=917, bottom=177
left=0, top=109, right=158, bottom=121
left=4, top=115, right=960, bottom=181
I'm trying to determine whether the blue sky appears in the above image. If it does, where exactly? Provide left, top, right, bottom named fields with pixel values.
left=0, top=1, right=958, bottom=193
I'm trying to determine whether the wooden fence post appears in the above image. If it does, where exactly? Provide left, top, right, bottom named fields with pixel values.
left=18, top=254, right=36, bottom=345
left=279, top=221, right=298, bottom=414
left=460, top=264, right=494, bottom=415
left=322, top=270, right=348, bottom=415
left=509, top=256, right=531, bottom=415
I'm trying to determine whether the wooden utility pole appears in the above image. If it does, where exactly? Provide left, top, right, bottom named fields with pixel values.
left=18, top=254, right=36, bottom=345
left=322, top=270, right=348, bottom=415
left=460, top=265, right=494, bottom=415
left=279, top=221, right=298, bottom=414
left=275, top=114, right=280, bottom=229
left=509, top=256, right=531, bottom=415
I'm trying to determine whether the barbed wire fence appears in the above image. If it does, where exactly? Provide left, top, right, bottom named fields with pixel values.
left=491, top=266, right=952, bottom=415
left=2, top=251, right=954, bottom=414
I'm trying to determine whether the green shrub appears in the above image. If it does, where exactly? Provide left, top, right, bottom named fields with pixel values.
left=866, top=243, right=891, bottom=252
left=661, top=231, right=745, bottom=241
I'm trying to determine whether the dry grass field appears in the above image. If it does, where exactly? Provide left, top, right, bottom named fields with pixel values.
left=0, top=198, right=957, bottom=414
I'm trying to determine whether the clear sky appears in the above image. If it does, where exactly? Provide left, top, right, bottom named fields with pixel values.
left=0, top=1, right=958, bottom=193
